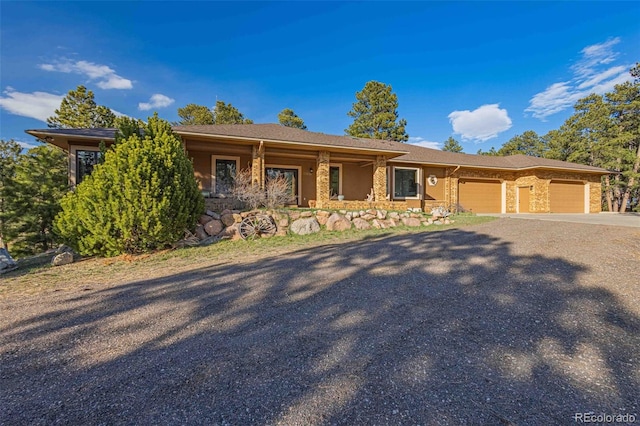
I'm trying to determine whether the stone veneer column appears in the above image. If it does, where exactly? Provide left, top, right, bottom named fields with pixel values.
left=373, top=156, right=387, bottom=202
left=251, top=143, right=265, bottom=189
left=316, top=151, right=331, bottom=206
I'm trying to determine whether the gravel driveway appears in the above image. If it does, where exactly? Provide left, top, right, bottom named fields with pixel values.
left=1, top=219, right=639, bottom=425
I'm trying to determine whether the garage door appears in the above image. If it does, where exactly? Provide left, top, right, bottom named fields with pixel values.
left=550, top=181, right=585, bottom=213
left=458, top=179, right=502, bottom=213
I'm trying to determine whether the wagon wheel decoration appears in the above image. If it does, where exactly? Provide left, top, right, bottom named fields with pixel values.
left=238, top=213, right=277, bottom=240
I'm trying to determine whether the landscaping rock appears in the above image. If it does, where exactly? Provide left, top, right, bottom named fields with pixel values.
left=316, top=210, right=330, bottom=217
left=51, top=252, right=73, bottom=267
left=361, top=213, right=376, bottom=221
left=371, top=219, right=386, bottom=229
left=232, top=213, right=243, bottom=223
left=221, top=209, right=232, bottom=216
left=198, top=215, right=213, bottom=225
left=345, top=212, right=353, bottom=221
left=385, top=219, right=398, bottom=228
left=290, top=218, right=320, bottom=235
left=221, top=213, right=235, bottom=227
left=55, top=245, right=74, bottom=254
left=402, top=217, right=422, bottom=227
left=204, top=219, right=224, bottom=236
left=376, top=209, right=387, bottom=219
left=206, top=210, right=220, bottom=219
left=326, top=213, right=352, bottom=232
left=316, top=215, right=329, bottom=226
left=300, top=211, right=313, bottom=218
left=289, top=211, right=301, bottom=220
left=351, top=211, right=360, bottom=218
left=352, top=218, right=371, bottom=230
left=220, top=223, right=241, bottom=240
left=194, top=224, right=208, bottom=240
left=389, top=211, right=400, bottom=219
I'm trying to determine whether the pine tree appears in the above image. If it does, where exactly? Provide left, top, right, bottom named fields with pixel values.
left=278, top=108, right=307, bottom=130
left=8, top=145, right=68, bottom=255
left=0, top=139, right=22, bottom=249
left=55, top=114, right=204, bottom=256
left=346, top=81, right=408, bottom=142
left=213, top=101, right=253, bottom=124
left=47, top=85, right=116, bottom=128
left=176, top=103, right=215, bottom=125
left=497, top=131, right=547, bottom=157
left=442, top=137, right=463, bottom=152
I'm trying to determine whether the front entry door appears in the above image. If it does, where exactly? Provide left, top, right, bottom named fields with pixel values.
left=266, top=167, right=299, bottom=205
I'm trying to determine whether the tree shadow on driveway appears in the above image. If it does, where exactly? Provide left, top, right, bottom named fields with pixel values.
left=1, top=226, right=638, bottom=425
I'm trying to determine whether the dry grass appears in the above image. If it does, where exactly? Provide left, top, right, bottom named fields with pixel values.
left=0, top=214, right=496, bottom=300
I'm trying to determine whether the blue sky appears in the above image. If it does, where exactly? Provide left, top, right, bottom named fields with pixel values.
left=1, top=1, right=638, bottom=153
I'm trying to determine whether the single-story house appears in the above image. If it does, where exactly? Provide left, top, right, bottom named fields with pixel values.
left=26, top=124, right=609, bottom=214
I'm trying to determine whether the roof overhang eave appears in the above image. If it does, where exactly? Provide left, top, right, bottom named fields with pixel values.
left=389, top=159, right=610, bottom=174
left=175, top=130, right=408, bottom=157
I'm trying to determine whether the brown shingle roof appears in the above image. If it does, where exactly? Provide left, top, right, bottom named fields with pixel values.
left=173, top=123, right=408, bottom=154
left=26, top=124, right=609, bottom=173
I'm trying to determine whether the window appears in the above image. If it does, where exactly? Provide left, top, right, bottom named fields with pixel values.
left=329, top=164, right=342, bottom=197
left=212, top=156, right=240, bottom=196
left=394, top=167, right=419, bottom=198
left=70, top=147, right=103, bottom=186
left=266, top=167, right=300, bottom=205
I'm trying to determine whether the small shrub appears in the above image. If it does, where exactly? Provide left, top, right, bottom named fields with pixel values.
left=232, top=168, right=295, bottom=210
left=55, top=114, right=204, bottom=256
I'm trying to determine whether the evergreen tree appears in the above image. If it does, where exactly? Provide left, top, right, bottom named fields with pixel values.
left=278, top=108, right=307, bottom=129
left=497, top=130, right=547, bottom=157
left=47, top=85, right=116, bottom=128
left=176, top=103, right=215, bottom=125
left=442, top=136, right=463, bottom=152
left=8, top=145, right=68, bottom=255
left=477, top=147, right=499, bottom=156
left=55, top=114, right=204, bottom=256
left=346, top=81, right=408, bottom=142
left=213, top=101, right=253, bottom=124
left=0, top=139, right=22, bottom=248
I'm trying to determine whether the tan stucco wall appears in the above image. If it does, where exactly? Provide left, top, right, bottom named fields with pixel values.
left=341, top=163, right=374, bottom=201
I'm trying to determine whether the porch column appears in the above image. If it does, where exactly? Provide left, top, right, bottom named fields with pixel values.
left=251, top=142, right=265, bottom=189
left=316, top=151, right=330, bottom=205
left=373, top=155, right=387, bottom=201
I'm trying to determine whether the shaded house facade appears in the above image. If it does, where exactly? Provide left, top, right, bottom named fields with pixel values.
left=27, top=124, right=609, bottom=214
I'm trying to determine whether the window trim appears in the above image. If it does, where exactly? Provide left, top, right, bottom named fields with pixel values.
left=70, top=145, right=101, bottom=187
left=211, top=155, right=240, bottom=196
left=392, top=166, right=421, bottom=200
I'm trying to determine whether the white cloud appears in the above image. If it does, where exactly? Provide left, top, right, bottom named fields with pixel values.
left=0, top=87, right=64, bottom=122
left=526, top=37, right=633, bottom=119
left=408, top=136, right=441, bottom=150
left=14, top=139, right=42, bottom=150
left=448, top=104, right=512, bottom=142
left=138, top=94, right=175, bottom=111
left=38, top=59, right=133, bottom=90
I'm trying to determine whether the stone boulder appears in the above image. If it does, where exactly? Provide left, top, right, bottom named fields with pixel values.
left=371, top=219, right=386, bottom=229
left=290, top=218, right=321, bottom=235
left=52, top=252, right=73, bottom=267
left=352, top=218, right=371, bottom=230
left=326, top=213, right=352, bottom=232
left=206, top=210, right=220, bottom=220
left=198, top=214, right=213, bottom=225
left=316, top=214, right=329, bottom=226
left=204, top=219, right=224, bottom=236
left=300, top=211, right=313, bottom=218
left=220, top=213, right=235, bottom=227
left=194, top=224, right=208, bottom=240
left=402, top=217, right=422, bottom=227
left=220, top=223, right=241, bottom=240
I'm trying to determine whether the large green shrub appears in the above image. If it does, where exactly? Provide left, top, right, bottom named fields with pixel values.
left=55, top=114, right=204, bottom=256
